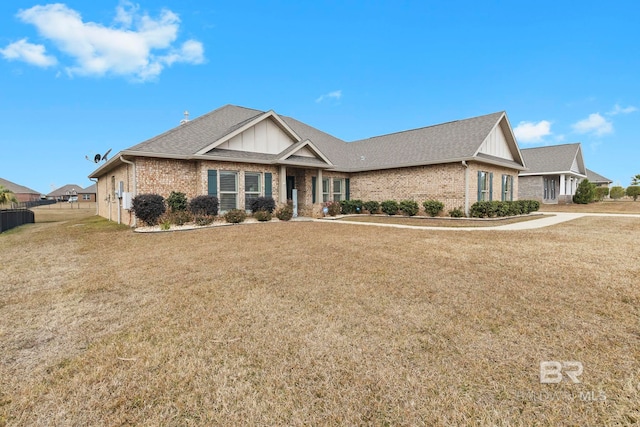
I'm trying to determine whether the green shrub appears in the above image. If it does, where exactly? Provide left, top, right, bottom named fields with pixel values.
left=224, top=209, right=247, bottom=223
left=610, top=186, right=625, bottom=199
left=131, top=193, right=166, bottom=226
left=276, top=203, right=294, bottom=221
left=422, top=200, right=444, bottom=217
left=194, top=215, right=214, bottom=226
left=340, top=199, right=363, bottom=214
left=254, top=210, right=272, bottom=221
left=160, top=219, right=171, bottom=230
left=189, top=195, right=219, bottom=216
left=572, top=179, right=595, bottom=204
left=470, top=200, right=539, bottom=218
left=594, top=187, right=609, bottom=201
left=626, top=186, right=640, bottom=201
left=399, top=199, right=419, bottom=216
left=363, top=200, right=380, bottom=214
left=325, top=201, right=341, bottom=216
left=380, top=200, right=399, bottom=215
left=166, top=191, right=188, bottom=212
left=250, top=196, right=276, bottom=213
left=449, top=207, right=464, bottom=218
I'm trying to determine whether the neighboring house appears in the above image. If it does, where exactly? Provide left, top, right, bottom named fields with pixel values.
left=586, top=169, right=612, bottom=188
left=518, top=143, right=587, bottom=204
left=0, top=177, right=41, bottom=202
left=79, top=184, right=97, bottom=202
left=48, top=184, right=83, bottom=202
left=89, top=105, right=527, bottom=225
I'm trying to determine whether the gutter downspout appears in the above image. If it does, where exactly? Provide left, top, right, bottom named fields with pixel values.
left=119, top=155, right=137, bottom=227
left=89, top=177, right=99, bottom=216
left=462, top=161, right=469, bottom=217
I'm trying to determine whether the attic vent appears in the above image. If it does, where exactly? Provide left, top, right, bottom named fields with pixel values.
left=180, top=110, right=190, bottom=125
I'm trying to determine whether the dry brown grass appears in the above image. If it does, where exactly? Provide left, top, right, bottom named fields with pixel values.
left=1, top=214, right=639, bottom=425
left=338, top=214, right=545, bottom=227
left=540, top=200, right=640, bottom=214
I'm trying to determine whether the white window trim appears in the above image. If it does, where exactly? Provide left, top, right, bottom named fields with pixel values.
left=244, top=172, right=262, bottom=212
left=332, top=178, right=344, bottom=202
left=322, top=178, right=330, bottom=203
left=219, top=171, right=238, bottom=212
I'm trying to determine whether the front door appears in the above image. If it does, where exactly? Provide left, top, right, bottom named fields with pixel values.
left=286, top=176, right=295, bottom=201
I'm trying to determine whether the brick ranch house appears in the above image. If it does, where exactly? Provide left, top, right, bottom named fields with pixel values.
left=89, top=105, right=527, bottom=225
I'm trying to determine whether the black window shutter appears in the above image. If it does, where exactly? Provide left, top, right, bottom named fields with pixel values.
left=312, top=176, right=317, bottom=204
left=345, top=178, right=350, bottom=200
left=265, top=173, right=272, bottom=197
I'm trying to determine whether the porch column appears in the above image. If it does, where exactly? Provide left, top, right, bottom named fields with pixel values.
left=279, top=165, right=287, bottom=203
left=316, top=169, right=323, bottom=204
left=559, top=175, right=566, bottom=196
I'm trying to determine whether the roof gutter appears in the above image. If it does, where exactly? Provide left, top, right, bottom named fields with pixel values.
left=89, top=177, right=99, bottom=216
left=119, top=155, right=137, bottom=227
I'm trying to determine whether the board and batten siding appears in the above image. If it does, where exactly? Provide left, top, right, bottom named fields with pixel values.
left=477, top=122, right=515, bottom=161
left=217, top=119, right=294, bottom=154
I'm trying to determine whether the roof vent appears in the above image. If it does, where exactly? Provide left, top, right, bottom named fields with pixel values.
left=180, top=110, right=190, bottom=125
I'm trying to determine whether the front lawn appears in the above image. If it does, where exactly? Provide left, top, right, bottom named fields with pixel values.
left=1, top=216, right=638, bottom=425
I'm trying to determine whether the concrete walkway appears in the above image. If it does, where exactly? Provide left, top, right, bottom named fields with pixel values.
left=316, top=212, right=640, bottom=231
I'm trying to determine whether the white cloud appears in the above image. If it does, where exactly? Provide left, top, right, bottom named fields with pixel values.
left=572, top=113, right=613, bottom=136
left=3, top=2, right=204, bottom=81
left=607, top=104, right=637, bottom=116
left=316, top=90, right=342, bottom=103
left=513, top=120, right=552, bottom=143
left=0, top=38, right=57, bottom=67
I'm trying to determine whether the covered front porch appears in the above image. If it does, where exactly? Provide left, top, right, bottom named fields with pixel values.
left=543, top=173, right=584, bottom=204
left=277, top=165, right=332, bottom=217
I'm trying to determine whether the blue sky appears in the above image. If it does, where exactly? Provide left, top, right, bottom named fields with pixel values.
left=1, top=0, right=638, bottom=194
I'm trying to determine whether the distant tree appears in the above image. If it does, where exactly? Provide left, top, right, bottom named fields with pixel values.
left=594, top=187, right=609, bottom=201
left=572, top=179, right=595, bottom=204
left=632, top=174, right=640, bottom=186
left=626, top=186, right=640, bottom=201
left=610, top=186, right=625, bottom=199
left=0, top=185, right=17, bottom=206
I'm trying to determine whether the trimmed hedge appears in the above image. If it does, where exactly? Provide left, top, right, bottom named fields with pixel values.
left=254, top=210, right=272, bottom=221
left=363, top=200, right=380, bottom=214
left=380, top=200, right=399, bottom=215
left=399, top=200, right=419, bottom=216
left=250, top=196, right=276, bottom=213
left=131, top=193, right=166, bottom=226
left=276, top=203, right=293, bottom=221
left=189, top=195, right=219, bottom=216
left=340, top=199, right=363, bottom=214
left=449, top=207, right=464, bottom=218
left=423, top=200, right=444, bottom=217
left=470, top=200, right=540, bottom=218
left=224, top=209, right=247, bottom=223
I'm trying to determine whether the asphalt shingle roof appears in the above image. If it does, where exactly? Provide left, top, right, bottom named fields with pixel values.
left=128, top=105, right=264, bottom=156
left=47, top=184, right=83, bottom=198
left=93, top=105, right=523, bottom=177
left=520, top=143, right=583, bottom=174
left=0, top=177, right=40, bottom=195
left=586, top=168, right=612, bottom=184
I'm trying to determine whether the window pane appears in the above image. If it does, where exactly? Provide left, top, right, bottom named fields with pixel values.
left=245, top=193, right=259, bottom=210
left=220, top=193, right=236, bottom=211
left=333, top=179, right=342, bottom=193
left=322, top=179, right=329, bottom=193
left=220, top=172, right=237, bottom=192
left=245, top=173, right=260, bottom=192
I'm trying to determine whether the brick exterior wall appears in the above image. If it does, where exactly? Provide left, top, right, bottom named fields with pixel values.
left=518, top=176, right=543, bottom=202
left=350, top=162, right=520, bottom=214
left=96, top=157, right=523, bottom=224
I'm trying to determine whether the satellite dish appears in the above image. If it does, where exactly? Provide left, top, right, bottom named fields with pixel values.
left=102, top=148, right=112, bottom=162
left=94, top=154, right=102, bottom=163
